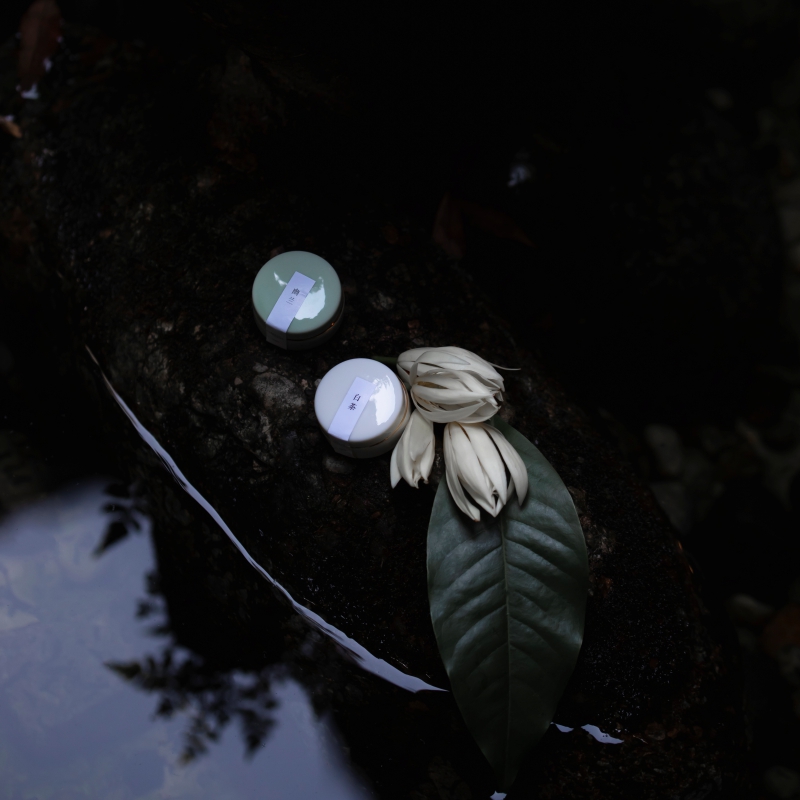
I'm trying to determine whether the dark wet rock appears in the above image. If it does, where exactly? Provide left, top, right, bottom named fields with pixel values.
left=0, top=14, right=763, bottom=799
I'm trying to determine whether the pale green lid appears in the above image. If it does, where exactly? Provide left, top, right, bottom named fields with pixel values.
left=252, top=251, right=343, bottom=344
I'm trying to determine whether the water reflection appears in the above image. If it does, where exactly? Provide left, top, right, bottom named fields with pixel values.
left=0, top=479, right=372, bottom=799
left=107, top=646, right=279, bottom=764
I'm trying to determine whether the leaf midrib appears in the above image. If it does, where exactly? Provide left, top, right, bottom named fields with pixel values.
left=500, top=509, right=512, bottom=784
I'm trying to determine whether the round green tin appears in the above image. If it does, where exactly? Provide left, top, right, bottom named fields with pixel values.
left=251, top=251, right=344, bottom=349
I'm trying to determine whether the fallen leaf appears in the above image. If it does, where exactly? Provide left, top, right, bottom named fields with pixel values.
left=460, top=198, right=534, bottom=248
left=18, top=0, right=62, bottom=94
left=0, top=117, right=22, bottom=138
left=433, top=191, right=534, bottom=260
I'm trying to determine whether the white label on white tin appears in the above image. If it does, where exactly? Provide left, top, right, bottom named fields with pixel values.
left=265, top=271, right=316, bottom=346
left=327, top=377, right=375, bottom=446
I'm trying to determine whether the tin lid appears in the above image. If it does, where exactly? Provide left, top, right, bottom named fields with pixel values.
left=252, top=251, right=343, bottom=346
left=314, top=358, right=409, bottom=449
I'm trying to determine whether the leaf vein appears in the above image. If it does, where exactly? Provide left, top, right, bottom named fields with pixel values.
left=446, top=601, right=506, bottom=651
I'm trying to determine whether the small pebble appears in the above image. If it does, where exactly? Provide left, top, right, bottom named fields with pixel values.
left=370, top=292, right=395, bottom=311
left=323, top=454, right=354, bottom=475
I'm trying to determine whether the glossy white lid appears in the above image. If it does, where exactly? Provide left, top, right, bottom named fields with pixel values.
left=314, top=358, right=408, bottom=448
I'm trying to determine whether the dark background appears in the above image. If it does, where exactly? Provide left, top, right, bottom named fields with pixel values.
left=3, top=0, right=800, bottom=796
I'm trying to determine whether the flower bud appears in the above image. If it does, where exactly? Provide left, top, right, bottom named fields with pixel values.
left=397, top=346, right=506, bottom=424
left=443, top=421, right=528, bottom=521
left=390, top=410, right=435, bottom=489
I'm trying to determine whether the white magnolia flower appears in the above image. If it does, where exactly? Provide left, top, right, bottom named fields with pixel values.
left=443, top=421, right=528, bottom=521
left=397, top=346, right=506, bottom=424
left=390, top=410, right=435, bottom=489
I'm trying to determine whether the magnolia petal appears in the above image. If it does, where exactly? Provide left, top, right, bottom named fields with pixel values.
left=409, top=358, right=420, bottom=386
left=414, top=370, right=486, bottom=390
left=400, top=346, right=506, bottom=426
left=411, top=383, right=490, bottom=405
left=412, top=397, right=480, bottom=417
left=463, top=374, right=505, bottom=393
left=414, top=401, right=493, bottom=424
left=415, top=346, right=497, bottom=374
left=419, top=433, right=435, bottom=480
left=390, top=410, right=435, bottom=489
left=390, top=442, right=402, bottom=488
left=444, top=424, right=481, bottom=521
left=398, top=346, right=506, bottom=390
left=416, top=351, right=471, bottom=370
left=408, top=412, right=433, bottom=460
left=399, top=346, right=472, bottom=369
left=440, top=419, right=531, bottom=520
left=399, top=438, right=415, bottom=485
left=455, top=369, right=503, bottom=392
left=457, top=406, right=502, bottom=424
left=446, top=423, right=497, bottom=516
left=463, top=423, right=508, bottom=507
left=485, top=424, right=529, bottom=505
left=410, top=385, right=496, bottom=408
left=415, top=366, right=503, bottom=394
left=412, top=371, right=501, bottom=403
left=445, top=463, right=481, bottom=521
left=441, top=345, right=501, bottom=371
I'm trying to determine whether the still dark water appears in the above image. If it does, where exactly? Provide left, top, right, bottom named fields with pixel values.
left=0, top=481, right=374, bottom=799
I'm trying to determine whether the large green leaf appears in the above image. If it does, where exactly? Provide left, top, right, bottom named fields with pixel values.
left=427, top=418, right=588, bottom=789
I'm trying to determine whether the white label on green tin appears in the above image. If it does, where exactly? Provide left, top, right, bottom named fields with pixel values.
left=265, top=271, right=316, bottom=346
left=327, top=377, right=375, bottom=450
